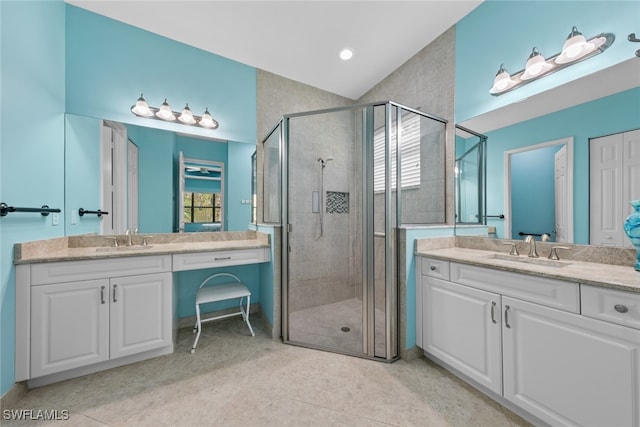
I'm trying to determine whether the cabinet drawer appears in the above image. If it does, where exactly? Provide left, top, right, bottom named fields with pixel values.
left=31, top=255, right=172, bottom=285
left=581, top=285, right=640, bottom=330
left=420, top=257, right=450, bottom=280
left=450, top=262, right=579, bottom=313
left=172, top=248, right=269, bottom=272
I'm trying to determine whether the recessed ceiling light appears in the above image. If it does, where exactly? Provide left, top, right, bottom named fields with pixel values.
left=339, top=48, right=354, bottom=61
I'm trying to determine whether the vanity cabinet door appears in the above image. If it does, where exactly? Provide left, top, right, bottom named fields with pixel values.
left=423, top=276, right=503, bottom=395
left=109, top=272, right=172, bottom=359
left=502, top=297, right=640, bottom=427
left=31, top=279, right=110, bottom=378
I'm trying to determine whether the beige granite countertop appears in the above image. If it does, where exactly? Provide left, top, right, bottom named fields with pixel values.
left=14, top=231, right=270, bottom=264
left=415, top=237, right=640, bottom=294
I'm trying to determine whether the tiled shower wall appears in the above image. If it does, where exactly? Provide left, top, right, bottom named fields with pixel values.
left=287, top=109, right=363, bottom=312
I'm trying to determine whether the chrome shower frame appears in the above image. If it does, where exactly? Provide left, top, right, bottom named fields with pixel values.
left=263, top=101, right=447, bottom=362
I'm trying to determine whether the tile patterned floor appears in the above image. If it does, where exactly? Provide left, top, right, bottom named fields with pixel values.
left=3, top=316, right=532, bottom=426
left=289, top=298, right=387, bottom=356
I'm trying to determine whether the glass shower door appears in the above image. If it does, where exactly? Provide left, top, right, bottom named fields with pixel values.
left=285, top=107, right=365, bottom=356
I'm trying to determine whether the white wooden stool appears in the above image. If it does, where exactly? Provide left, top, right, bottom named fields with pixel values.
left=191, top=272, right=255, bottom=353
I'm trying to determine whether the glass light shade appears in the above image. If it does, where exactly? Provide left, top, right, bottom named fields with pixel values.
left=556, top=26, right=595, bottom=64
left=131, top=94, right=153, bottom=117
left=521, top=48, right=552, bottom=80
left=156, top=99, right=175, bottom=121
left=178, top=104, right=196, bottom=124
left=198, top=108, right=218, bottom=129
left=489, top=65, right=516, bottom=94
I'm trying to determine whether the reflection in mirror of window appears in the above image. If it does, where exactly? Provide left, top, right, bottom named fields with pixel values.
left=183, top=192, right=222, bottom=224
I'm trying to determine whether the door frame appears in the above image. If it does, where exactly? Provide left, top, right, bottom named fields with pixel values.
left=504, top=137, right=573, bottom=242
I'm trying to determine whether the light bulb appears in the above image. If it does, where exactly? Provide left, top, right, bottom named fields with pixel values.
left=556, top=26, right=594, bottom=64
left=490, top=64, right=516, bottom=94
left=156, top=99, right=175, bottom=121
left=131, top=94, right=153, bottom=117
left=198, top=108, right=218, bottom=129
left=178, top=104, right=196, bottom=124
left=522, top=48, right=551, bottom=80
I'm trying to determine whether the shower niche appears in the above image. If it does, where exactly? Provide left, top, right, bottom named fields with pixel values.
left=262, top=101, right=447, bottom=361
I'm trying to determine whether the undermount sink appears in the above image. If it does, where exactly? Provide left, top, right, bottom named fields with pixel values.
left=95, top=245, right=154, bottom=253
left=485, top=253, right=570, bottom=268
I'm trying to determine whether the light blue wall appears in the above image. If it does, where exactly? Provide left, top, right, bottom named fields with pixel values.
left=65, top=5, right=257, bottom=144
left=455, top=0, right=640, bottom=122
left=484, top=87, right=640, bottom=244
left=0, top=0, right=66, bottom=396
left=64, top=115, right=102, bottom=235
left=511, top=145, right=561, bottom=240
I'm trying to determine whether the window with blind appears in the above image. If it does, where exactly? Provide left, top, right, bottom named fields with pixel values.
left=373, top=113, right=421, bottom=192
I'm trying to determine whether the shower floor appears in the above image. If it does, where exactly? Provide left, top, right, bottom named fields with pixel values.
left=288, top=297, right=388, bottom=357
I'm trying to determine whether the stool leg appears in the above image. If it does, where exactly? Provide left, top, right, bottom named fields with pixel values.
left=243, top=295, right=255, bottom=337
left=191, top=303, right=202, bottom=353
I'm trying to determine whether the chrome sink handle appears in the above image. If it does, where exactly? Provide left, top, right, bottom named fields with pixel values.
left=142, top=236, right=154, bottom=246
left=104, top=236, right=118, bottom=248
left=501, top=242, right=519, bottom=256
left=548, top=246, right=570, bottom=260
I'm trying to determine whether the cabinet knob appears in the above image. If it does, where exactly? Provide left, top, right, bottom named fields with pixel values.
left=614, top=304, right=628, bottom=313
left=430, top=266, right=437, bottom=271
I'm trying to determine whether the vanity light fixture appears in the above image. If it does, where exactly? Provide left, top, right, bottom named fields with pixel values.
left=156, top=99, right=176, bottom=121
left=490, top=26, right=614, bottom=96
left=521, top=47, right=552, bottom=80
left=489, top=64, right=517, bottom=94
left=130, top=94, right=219, bottom=130
left=178, top=104, right=196, bottom=124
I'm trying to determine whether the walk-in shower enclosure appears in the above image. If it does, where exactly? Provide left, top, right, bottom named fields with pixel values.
left=263, top=102, right=447, bottom=361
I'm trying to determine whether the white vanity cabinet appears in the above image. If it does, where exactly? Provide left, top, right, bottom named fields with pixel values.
left=420, top=263, right=502, bottom=394
left=416, top=256, right=640, bottom=427
left=502, top=296, right=640, bottom=427
left=16, top=255, right=173, bottom=384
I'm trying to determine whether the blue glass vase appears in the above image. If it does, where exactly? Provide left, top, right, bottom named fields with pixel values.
left=623, top=199, right=640, bottom=271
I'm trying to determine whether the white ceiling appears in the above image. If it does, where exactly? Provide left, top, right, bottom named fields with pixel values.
left=65, top=0, right=483, bottom=100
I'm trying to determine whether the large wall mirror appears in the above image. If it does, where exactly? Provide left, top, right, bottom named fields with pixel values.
left=64, top=113, right=255, bottom=236
left=455, top=59, right=640, bottom=246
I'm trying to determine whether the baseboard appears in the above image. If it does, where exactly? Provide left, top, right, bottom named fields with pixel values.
left=400, top=345, right=421, bottom=361
left=421, top=351, right=549, bottom=427
left=26, top=345, right=173, bottom=389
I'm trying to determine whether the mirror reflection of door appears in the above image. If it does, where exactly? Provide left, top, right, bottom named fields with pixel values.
left=127, top=139, right=139, bottom=232
left=101, top=121, right=128, bottom=235
left=589, top=128, right=640, bottom=247
left=505, top=137, right=573, bottom=242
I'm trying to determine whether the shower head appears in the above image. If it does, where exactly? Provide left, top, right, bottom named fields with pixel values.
left=318, top=156, right=334, bottom=168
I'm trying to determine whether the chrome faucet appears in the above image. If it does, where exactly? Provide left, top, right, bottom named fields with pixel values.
left=524, top=235, right=539, bottom=258
left=125, top=229, right=133, bottom=246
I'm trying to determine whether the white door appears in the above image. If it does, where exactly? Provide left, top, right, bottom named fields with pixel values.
left=127, top=140, right=139, bottom=232
left=423, top=277, right=502, bottom=394
left=623, top=129, right=640, bottom=248
left=109, top=273, right=172, bottom=359
left=554, top=145, right=568, bottom=242
left=178, top=151, right=185, bottom=232
left=502, top=297, right=640, bottom=427
left=30, top=280, right=110, bottom=378
left=101, top=124, right=115, bottom=235
left=590, top=129, right=640, bottom=246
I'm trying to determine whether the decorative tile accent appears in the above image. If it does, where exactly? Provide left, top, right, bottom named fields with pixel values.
left=326, top=191, right=349, bottom=214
